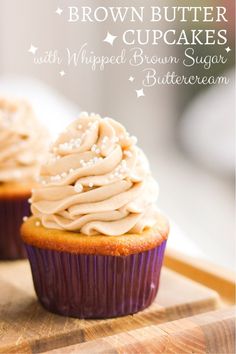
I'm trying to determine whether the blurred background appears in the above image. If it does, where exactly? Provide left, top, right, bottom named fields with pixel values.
left=0, top=0, right=235, bottom=269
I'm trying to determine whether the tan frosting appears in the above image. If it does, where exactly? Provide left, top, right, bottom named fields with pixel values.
left=0, top=98, right=49, bottom=182
left=31, top=113, right=160, bottom=236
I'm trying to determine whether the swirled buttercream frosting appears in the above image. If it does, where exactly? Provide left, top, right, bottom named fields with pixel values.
left=31, top=113, right=160, bottom=236
left=0, top=98, right=49, bottom=182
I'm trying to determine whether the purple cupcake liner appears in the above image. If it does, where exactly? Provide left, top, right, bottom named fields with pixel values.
left=25, top=240, right=167, bottom=319
left=0, top=197, right=30, bottom=259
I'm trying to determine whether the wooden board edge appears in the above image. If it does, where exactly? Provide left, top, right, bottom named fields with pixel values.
left=164, top=248, right=236, bottom=304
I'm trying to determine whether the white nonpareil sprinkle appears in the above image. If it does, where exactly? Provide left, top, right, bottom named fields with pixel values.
left=50, top=174, right=61, bottom=181
left=131, top=136, right=138, bottom=144
left=74, top=183, right=83, bottom=193
left=59, top=137, right=82, bottom=151
left=124, top=150, right=132, bottom=158
left=91, top=144, right=101, bottom=155
left=88, top=182, right=94, bottom=188
left=61, top=172, right=67, bottom=178
left=80, top=156, right=103, bottom=169
left=35, top=221, right=40, bottom=227
left=80, top=159, right=86, bottom=167
left=108, top=160, right=128, bottom=180
left=87, top=121, right=98, bottom=132
left=111, top=136, right=119, bottom=143
left=28, top=198, right=32, bottom=203
left=91, top=144, right=97, bottom=152
left=102, top=136, right=109, bottom=143
left=59, top=142, right=69, bottom=151
left=22, top=216, right=28, bottom=222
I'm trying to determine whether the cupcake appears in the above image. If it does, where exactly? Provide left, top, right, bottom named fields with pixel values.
left=0, top=98, right=49, bottom=259
left=21, top=113, right=169, bottom=318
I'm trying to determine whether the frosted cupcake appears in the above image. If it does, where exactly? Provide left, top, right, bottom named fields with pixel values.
left=21, top=113, right=169, bottom=318
left=0, top=98, right=49, bottom=259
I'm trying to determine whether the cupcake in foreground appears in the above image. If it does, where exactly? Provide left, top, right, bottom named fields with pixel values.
left=21, top=113, right=169, bottom=318
left=0, top=98, right=49, bottom=259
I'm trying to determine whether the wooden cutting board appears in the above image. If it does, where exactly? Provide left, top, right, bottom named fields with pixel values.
left=0, top=260, right=219, bottom=354
left=45, top=307, right=235, bottom=354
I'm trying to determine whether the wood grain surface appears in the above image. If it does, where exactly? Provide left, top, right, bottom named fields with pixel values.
left=0, top=260, right=219, bottom=354
left=45, top=307, right=235, bottom=354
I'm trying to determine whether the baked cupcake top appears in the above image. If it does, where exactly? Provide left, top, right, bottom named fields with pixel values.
left=0, top=98, right=49, bottom=183
left=31, top=113, right=160, bottom=236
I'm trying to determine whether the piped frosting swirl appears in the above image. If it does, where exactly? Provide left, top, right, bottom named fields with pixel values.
left=0, top=98, right=49, bottom=182
left=31, top=113, right=159, bottom=236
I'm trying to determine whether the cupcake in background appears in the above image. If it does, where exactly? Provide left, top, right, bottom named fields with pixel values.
left=21, top=113, right=169, bottom=318
left=0, top=98, right=49, bottom=259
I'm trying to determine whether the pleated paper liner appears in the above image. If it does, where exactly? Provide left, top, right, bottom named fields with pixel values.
left=25, top=240, right=167, bottom=319
left=0, top=197, right=30, bottom=259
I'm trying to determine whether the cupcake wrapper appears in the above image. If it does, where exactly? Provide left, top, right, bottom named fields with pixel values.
left=0, top=197, right=30, bottom=259
left=25, top=240, right=167, bottom=319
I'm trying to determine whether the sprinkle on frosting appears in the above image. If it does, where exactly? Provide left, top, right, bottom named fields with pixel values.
left=31, top=113, right=159, bottom=236
left=0, top=98, right=49, bottom=182
left=74, top=182, right=83, bottom=193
